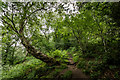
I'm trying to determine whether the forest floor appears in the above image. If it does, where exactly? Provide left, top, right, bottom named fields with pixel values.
left=58, top=53, right=89, bottom=79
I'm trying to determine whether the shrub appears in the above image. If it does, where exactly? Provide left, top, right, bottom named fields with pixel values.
left=2, top=58, right=43, bottom=79
left=77, top=60, right=86, bottom=69
left=72, top=56, right=79, bottom=63
left=40, top=68, right=63, bottom=78
left=90, top=71, right=101, bottom=78
left=47, top=50, right=69, bottom=63
left=59, top=64, right=68, bottom=69
left=114, top=71, right=120, bottom=79
left=67, top=47, right=76, bottom=53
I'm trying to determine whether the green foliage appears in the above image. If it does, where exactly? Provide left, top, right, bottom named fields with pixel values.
left=90, top=71, right=101, bottom=78
left=114, top=71, right=120, bottom=79
left=67, top=47, right=76, bottom=53
left=109, top=65, right=117, bottom=70
left=26, top=70, right=36, bottom=79
left=77, top=60, right=86, bottom=69
left=40, top=66, right=66, bottom=78
left=59, top=64, right=68, bottom=69
left=60, top=70, right=72, bottom=79
left=82, top=69, right=90, bottom=75
left=47, top=50, right=69, bottom=63
left=72, top=56, right=79, bottom=63
left=51, top=50, right=62, bottom=57
left=1, top=2, right=120, bottom=79
left=45, top=69, right=61, bottom=78
left=2, top=57, right=43, bottom=79
left=72, top=52, right=83, bottom=63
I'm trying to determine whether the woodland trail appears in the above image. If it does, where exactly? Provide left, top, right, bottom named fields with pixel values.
left=59, top=53, right=89, bottom=79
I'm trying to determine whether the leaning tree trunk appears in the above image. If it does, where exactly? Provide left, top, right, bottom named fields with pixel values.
left=19, top=35, right=61, bottom=66
left=1, top=2, right=61, bottom=66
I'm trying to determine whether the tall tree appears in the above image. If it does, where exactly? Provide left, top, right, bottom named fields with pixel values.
left=1, top=2, right=60, bottom=65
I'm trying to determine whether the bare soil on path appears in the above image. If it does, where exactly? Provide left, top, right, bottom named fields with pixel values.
left=59, top=53, right=89, bottom=79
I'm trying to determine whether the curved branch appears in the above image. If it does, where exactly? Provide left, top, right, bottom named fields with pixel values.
left=4, top=13, right=18, bottom=33
left=25, top=8, right=47, bottom=20
left=1, top=17, right=19, bottom=34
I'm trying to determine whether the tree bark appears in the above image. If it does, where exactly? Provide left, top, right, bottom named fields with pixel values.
left=19, top=35, right=61, bottom=66
left=2, top=15, right=60, bottom=66
left=1, top=2, right=61, bottom=66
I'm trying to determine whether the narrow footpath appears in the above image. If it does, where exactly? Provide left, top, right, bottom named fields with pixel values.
left=59, top=53, right=89, bottom=79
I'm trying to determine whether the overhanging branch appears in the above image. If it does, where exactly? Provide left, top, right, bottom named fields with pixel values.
left=4, top=13, right=18, bottom=33
left=25, top=8, right=47, bottom=20
left=1, top=17, right=19, bottom=34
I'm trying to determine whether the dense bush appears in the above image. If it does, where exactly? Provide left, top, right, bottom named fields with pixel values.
left=47, top=50, right=69, bottom=63
left=2, top=57, right=43, bottom=79
left=77, top=60, right=86, bottom=69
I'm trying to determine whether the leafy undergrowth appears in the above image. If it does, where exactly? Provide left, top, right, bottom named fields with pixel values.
left=2, top=49, right=120, bottom=79
left=100, top=65, right=120, bottom=79
left=2, top=56, right=49, bottom=79
left=60, top=70, right=72, bottom=79
left=40, top=64, right=68, bottom=78
left=47, top=50, right=70, bottom=64
left=2, top=50, right=70, bottom=79
left=76, top=55, right=120, bottom=79
left=66, top=48, right=120, bottom=79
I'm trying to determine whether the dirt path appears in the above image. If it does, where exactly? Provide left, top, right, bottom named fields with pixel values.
left=59, top=53, right=89, bottom=79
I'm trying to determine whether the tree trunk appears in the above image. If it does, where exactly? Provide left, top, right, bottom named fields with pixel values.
left=19, top=35, right=61, bottom=66
left=1, top=3, right=61, bottom=66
